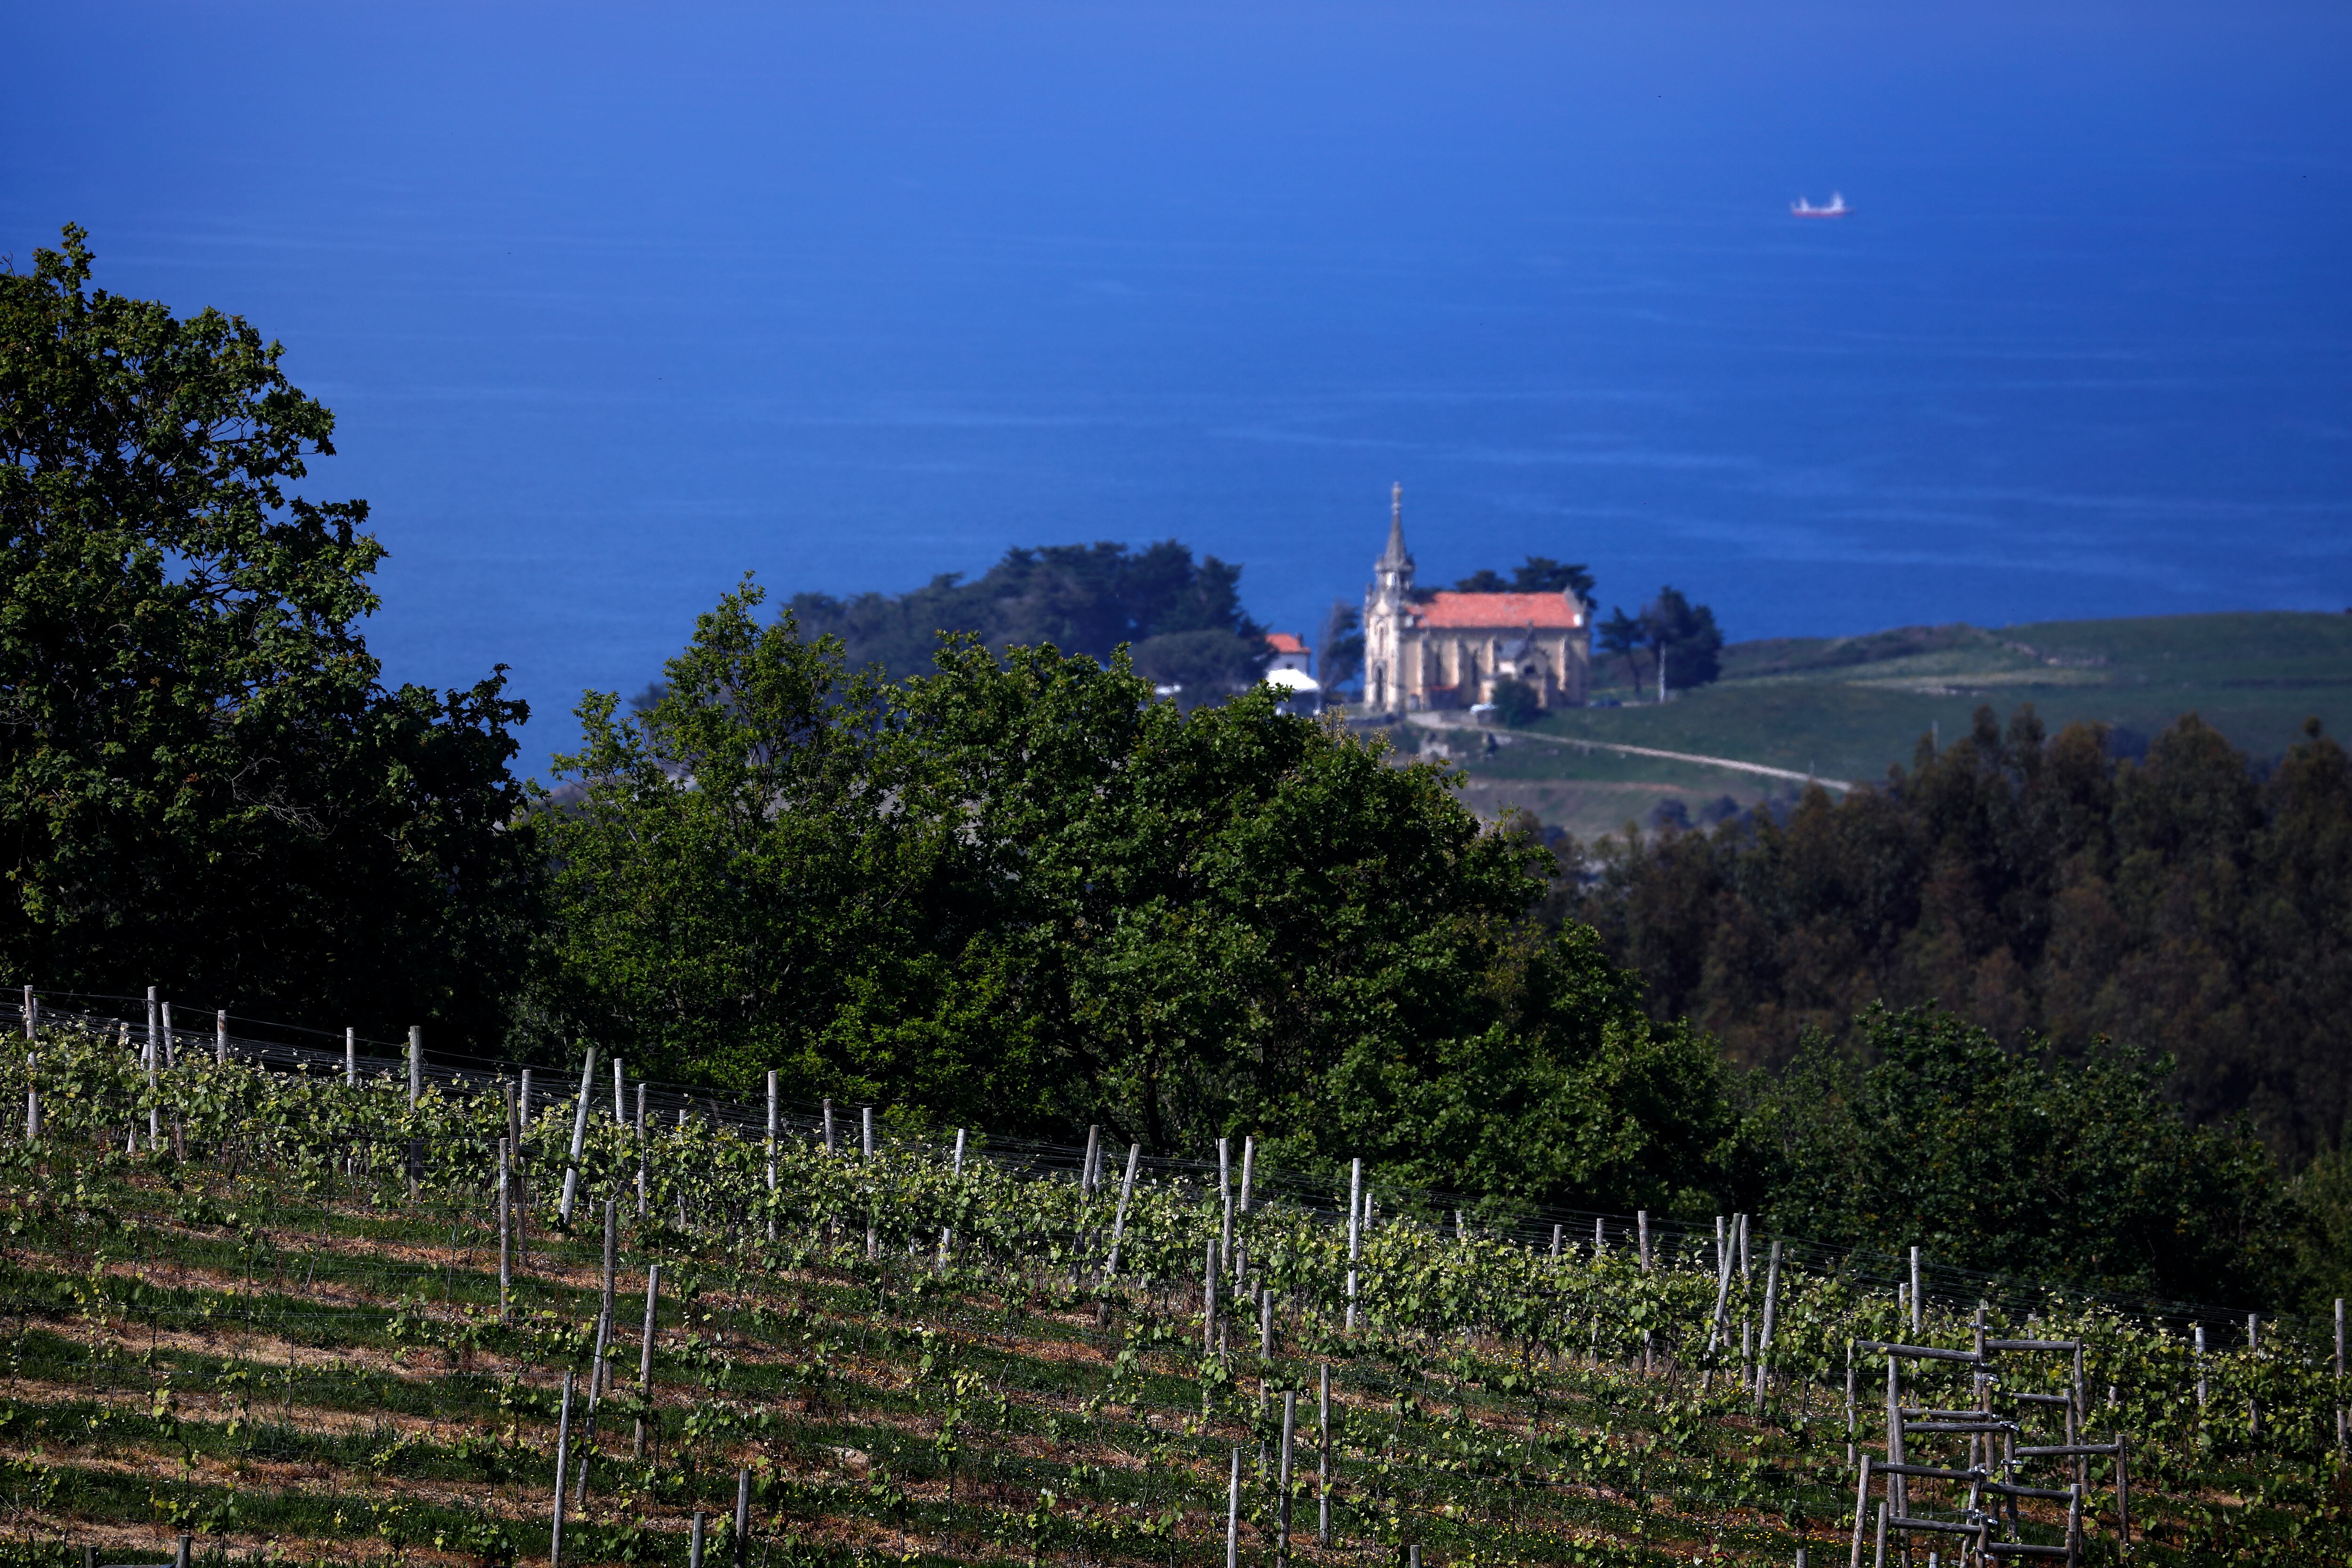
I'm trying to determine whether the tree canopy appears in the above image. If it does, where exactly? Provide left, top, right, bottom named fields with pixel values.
left=786, top=539, right=1268, bottom=694
left=1453, top=557, right=1597, bottom=601
left=1568, top=703, right=2352, bottom=1170
left=1748, top=1005, right=2293, bottom=1301
left=533, top=580, right=1731, bottom=1210
left=0, top=227, right=535, bottom=1043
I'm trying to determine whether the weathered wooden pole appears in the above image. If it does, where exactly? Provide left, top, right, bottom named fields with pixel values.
left=861, top=1106, right=876, bottom=1258
left=497, top=1138, right=512, bottom=1320
left=559, top=1047, right=596, bottom=1225
left=1106, top=1143, right=1140, bottom=1275
left=1317, top=1362, right=1332, bottom=1547
left=1345, top=1157, right=1362, bottom=1330
left=1204, top=1237, right=1219, bottom=1353
left=1217, top=1137, right=1233, bottom=1274
left=2336, top=1298, right=2346, bottom=1450
left=406, top=1025, right=423, bottom=1199
left=635, top=1263, right=661, bottom=1456
left=550, top=1369, right=575, bottom=1568
left=1277, top=1389, right=1296, bottom=1561
left=1224, top=1447, right=1241, bottom=1568
left=1753, top=1238, right=1782, bottom=1415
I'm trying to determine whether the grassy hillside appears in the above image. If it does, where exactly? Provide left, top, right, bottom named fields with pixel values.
left=1442, top=612, right=2352, bottom=841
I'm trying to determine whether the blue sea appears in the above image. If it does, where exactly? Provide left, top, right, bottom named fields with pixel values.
left=6, top=2, right=2348, bottom=778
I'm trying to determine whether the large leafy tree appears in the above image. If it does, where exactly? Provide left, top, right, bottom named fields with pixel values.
left=538, top=584, right=1732, bottom=1208
left=1752, top=1005, right=2293, bottom=1301
left=0, top=227, right=535, bottom=1040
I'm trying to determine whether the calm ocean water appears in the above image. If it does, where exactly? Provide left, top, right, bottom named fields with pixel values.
left=7, top=2, right=2348, bottom=776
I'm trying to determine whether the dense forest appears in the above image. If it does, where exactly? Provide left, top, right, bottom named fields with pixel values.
left=1563, top=703, right=2352, bottom=1169
left=7, top=228, right=2348, bottom=1310
left=786, top=541, right=1269, bottom=700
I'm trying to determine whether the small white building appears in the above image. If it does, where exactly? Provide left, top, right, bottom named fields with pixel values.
left=1264, top=632, right=1311, bottom=676
left=1260, top=634, right=1320, bottom=713
left=1265, top=665, right=1321, bottom=715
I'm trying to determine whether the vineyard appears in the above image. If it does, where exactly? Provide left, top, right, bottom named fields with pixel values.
left=0, top=995, right=2346, bottom=1568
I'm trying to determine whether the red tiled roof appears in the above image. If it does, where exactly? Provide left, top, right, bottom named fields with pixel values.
left=1412, top=592, right=1583, bottom=629
left=1264, top=632, right=1309, bottom=654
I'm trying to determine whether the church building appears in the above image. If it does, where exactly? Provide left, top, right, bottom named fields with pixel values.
left=1360, top=486, right=1591, bottom=716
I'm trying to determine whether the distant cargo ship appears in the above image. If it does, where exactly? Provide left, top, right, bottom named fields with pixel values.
left=1791, top=192, right=1849, bottom=218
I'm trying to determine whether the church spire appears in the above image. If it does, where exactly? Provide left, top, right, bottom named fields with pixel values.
left=1378, top=481, right=1411, bottom=571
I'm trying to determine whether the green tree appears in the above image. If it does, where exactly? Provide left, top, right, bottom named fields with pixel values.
left=787, top=539, right=1265, bottom=682
left=530, top=580, right=914, bottom=1094
left=1454, top=558, right=1595, bottom=602
left=1597, top=607, right=1645, bottom=690
left=1753, top=1006, right=2293, bottom=1301
left=1510, top=556, right=1597, bottom=601
left=1487, top=677, right=1542, bottom=727
left=1315, top=599, right=1363, bottom=693
left=1639, top=586, right=1723, bottom=691
left=539, top=584, right=1736, bottom=1206
left=1568, top=705, right=2352, bottom=1170
left=0, top=227, right=535, bottom=1043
